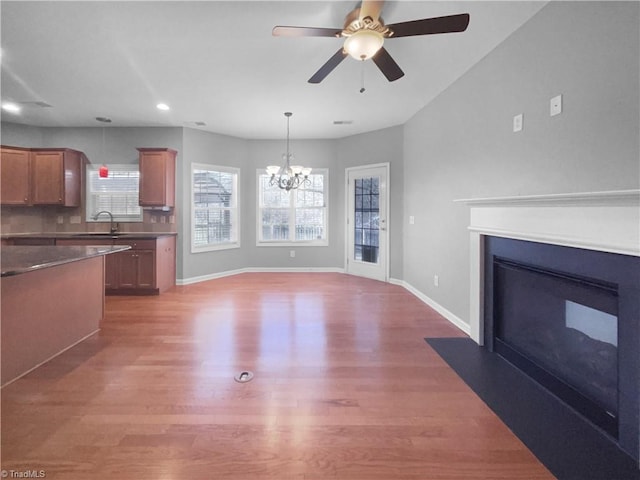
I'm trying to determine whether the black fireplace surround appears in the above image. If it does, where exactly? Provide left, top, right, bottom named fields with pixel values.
left=484, top=236, right=640, bottom=463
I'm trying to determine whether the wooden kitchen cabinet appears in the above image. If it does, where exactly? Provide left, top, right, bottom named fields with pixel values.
left=55, top=235, right=176, bottom=295
left=0, top=146, right=84, bottom=206
left=138, top=148, right=177, bottom=208
left=31, top=149, right=83, bottom=206
left=1, top=147, right=31, bottom=205
left=115, top=246, right=155, bottom=290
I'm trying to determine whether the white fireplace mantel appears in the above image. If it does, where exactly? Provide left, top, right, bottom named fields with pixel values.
left=455, top=189, right=640, bottom=345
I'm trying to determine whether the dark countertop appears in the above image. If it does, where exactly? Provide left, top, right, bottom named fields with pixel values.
left=1, top=245, right=131, bottom=277
left=2, top=232, right=176, bottom=241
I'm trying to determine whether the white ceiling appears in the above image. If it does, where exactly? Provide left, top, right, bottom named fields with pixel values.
left=0, top=1, right=546, bottom=139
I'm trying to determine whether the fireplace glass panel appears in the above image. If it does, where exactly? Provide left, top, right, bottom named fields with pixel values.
left=494, top=259, right=618, bottom=417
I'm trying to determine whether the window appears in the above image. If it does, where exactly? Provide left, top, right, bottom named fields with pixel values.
left=86, top=164, right=142, bottom=222
left=258, top=169, right=327, bottom=245
left=191, top=164, right=239, bottom=252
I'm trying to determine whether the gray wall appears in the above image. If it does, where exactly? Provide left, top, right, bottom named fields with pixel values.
left=179, top=126, right=404, bottom=280
left=337, top=125, right=404, bottom=280
left=1, top=122, right=44, bottom=147
left=402, top=1, right=640, bottom=326
left=179, top=127, right=249, bottom=278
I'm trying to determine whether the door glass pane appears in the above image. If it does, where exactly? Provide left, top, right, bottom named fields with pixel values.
left=353, top=176, right=380, bottom=264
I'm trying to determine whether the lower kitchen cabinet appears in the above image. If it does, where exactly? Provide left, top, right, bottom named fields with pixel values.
left=115, top=249, right=154, bottom=290
left=55, top=235, right=175, bottom=295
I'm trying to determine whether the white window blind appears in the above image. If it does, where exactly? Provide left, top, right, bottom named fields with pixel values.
left=191, top=164, right=240, bottom=252
left=258, top=170, right=327, bottom=245
left=86, top=164, right=142, bottom=222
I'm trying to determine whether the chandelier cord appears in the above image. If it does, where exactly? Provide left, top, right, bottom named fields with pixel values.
left=285, top=113, right=290, bottom=166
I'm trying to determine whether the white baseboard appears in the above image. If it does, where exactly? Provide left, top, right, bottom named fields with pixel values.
left=389, top=278, right=470, bottom=336
left=176, top=268, right=249, bottom=285
left=177, top=267, right=345, bottom=286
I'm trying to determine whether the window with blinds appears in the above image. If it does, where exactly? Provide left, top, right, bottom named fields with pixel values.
left=86, top=164, right=142, bottom=222
left=191, top=164, right=240, bottom=252
left=257, top=169, right=328, bottom=245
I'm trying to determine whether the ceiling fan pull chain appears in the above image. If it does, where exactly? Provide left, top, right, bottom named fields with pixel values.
left=360, top=60, right=366, bottom=93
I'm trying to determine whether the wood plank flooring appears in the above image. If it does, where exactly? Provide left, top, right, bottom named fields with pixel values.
left=1, top=273, right=553, bottom=479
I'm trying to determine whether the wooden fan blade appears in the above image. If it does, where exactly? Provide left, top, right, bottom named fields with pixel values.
left=387, top=13, right=470, bottom=38
left=272, top=26, right=342, bottom=38
left=359, top=0, right=384, bottom=23
left=372, top=47, right=404, bottom=82
left=308, top=48, right=348, bottom=84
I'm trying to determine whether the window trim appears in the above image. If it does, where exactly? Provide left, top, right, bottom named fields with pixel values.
left=85, top=163, right=143, bottom=223
left=256, top=168, right=329, bottom=247
left=191, top=163, right=241, bottom=253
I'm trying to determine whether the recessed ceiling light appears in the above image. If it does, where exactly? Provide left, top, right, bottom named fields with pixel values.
left=2, top=102, right=21, bottom=113
left=156, top=103, right=170, bottom=111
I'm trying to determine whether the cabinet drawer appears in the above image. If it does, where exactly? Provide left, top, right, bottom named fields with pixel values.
left=12, top=238, right=56, bottom=246
left=114, top=239, right=156, bottom=250
left=56, top=238, right=114, bottom=246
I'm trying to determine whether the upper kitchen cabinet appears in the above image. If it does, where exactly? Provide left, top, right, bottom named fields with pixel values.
left=1, top=146, right=31, bottom=205
left=137, top=148, right=177, bottom=208
left=1, top=146, right=84, bottom=207
left=30, top=148, right=83, bottom=206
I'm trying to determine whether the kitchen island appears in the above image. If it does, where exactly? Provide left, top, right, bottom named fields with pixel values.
left=1, top=245, right=129, bottom=386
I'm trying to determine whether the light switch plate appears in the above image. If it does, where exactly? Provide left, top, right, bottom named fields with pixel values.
left=550, top=94, right=562, bottom=116
left=513, top=113, right=523, bottom=132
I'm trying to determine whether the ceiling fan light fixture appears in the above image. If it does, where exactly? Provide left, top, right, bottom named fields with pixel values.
left=344, top=29, right=384, bottom=60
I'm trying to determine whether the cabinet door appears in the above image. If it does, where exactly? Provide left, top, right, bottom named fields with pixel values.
left=138, top=149, right=176, bottom=207
left=1, top=148, right=31, bottom=205
left=104, top=253, right=119, bottom=289
left=155, top=236, right=176, bottom=293
left=117, top=252, right=139, bottom=289
left=139, top=152, right=167, bottom=206
left=31, top=151, right=64, bottom=204
left=136, top=250, right=155, bottom=288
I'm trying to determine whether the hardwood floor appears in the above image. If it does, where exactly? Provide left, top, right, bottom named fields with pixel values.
left=1, top=273, right=553, bottom=479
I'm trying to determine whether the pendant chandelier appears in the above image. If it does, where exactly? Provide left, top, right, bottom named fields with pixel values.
left=266, top=112, right=311, bottom=191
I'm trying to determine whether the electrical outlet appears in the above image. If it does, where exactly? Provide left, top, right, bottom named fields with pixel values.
left=290, top=250, right=295, bottom=258
left=550, top=94, right=562, bottom=116
left=434, top=275, right=439, bottom=287
left=57, top=215, right=64, bottom=224
left=70, top=215, right=81, bottom=224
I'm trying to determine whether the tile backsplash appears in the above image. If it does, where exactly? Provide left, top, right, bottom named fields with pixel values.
left=1, top=206, right=177, bottom=234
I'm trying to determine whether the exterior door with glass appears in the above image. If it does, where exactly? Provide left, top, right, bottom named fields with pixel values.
left=346, top=164, right=388, bottom=282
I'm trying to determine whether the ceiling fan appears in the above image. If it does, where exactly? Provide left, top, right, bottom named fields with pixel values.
left=272, top=1, right=470, bottom=84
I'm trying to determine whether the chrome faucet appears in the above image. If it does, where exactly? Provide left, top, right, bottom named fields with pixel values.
left=92, top=210, right=118, bottom=234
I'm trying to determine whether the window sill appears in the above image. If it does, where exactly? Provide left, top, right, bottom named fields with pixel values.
left=191, top=242, right=240, bottom=254
left=256, top=241, right=328, bottom=247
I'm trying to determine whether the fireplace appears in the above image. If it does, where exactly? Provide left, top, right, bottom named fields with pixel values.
left=457, top=189, right=640, bottom=464
left=484, top=236, right=640, bottom=444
